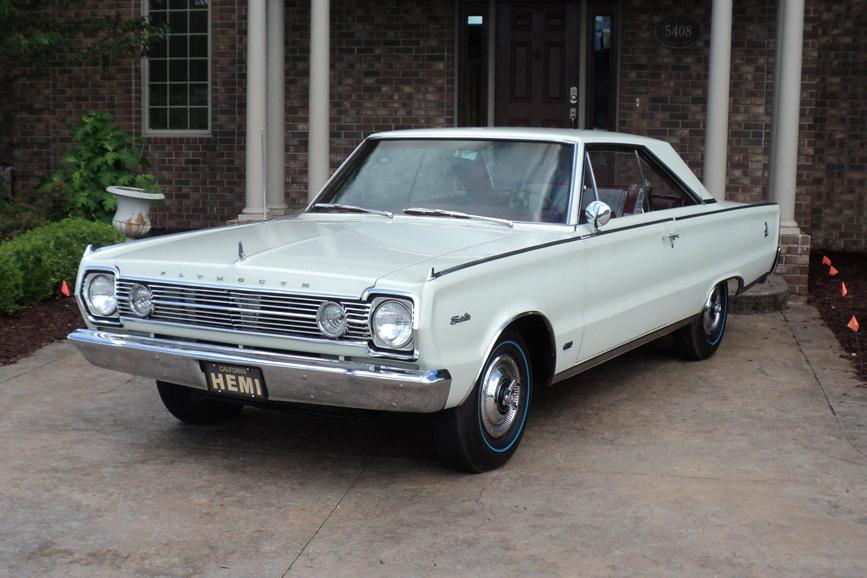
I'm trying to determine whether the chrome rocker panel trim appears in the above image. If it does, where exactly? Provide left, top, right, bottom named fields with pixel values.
left=68, top=329, right=451, bottom=413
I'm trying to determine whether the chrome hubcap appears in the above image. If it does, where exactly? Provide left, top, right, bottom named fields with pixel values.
left=480, top=354, right=522, bottom=438
left=702, top=286, right=724, bottom=336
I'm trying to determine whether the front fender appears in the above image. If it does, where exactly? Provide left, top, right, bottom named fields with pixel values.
left=415, top=244, right=584, bottom=409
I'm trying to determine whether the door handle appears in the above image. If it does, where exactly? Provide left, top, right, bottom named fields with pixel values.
left=569, top=107, right=577, bottom=128
left=663, top=233, right=680, bottom=248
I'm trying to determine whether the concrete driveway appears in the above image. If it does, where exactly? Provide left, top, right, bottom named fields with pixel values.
left=1, top=304, right=866, bottom=577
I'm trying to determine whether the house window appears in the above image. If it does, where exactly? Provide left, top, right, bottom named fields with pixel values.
left=145, top=0, right=210, bottom=133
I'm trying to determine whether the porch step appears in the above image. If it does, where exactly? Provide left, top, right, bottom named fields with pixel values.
left=730, top=274, right=788, bottom=314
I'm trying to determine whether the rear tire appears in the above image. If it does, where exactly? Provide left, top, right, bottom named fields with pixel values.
left=435, top=332, right=533, bottom=473
left=673, top=282, right=728, bottom=361
left=156, top=381, right=244, bottom=424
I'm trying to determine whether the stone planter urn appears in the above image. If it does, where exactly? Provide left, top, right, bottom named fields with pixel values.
left=106, top=186, right=165, bottom=240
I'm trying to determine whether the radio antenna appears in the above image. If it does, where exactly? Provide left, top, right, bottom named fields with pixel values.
left=261, top=128, right=268, bottom=221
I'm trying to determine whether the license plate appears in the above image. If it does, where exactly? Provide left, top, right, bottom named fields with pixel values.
left=203, top=362, right=267, bottom=401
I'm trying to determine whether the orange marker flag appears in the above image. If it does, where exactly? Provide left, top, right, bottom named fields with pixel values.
left=841, top=282, right=848, bottom=297
left=848, top=315, right=860, bottom=333
left=60, top=279, right=71, bottom=297
left=829, top=266, right=839, bottom=277
left=821, top=255, right=832, bottom=266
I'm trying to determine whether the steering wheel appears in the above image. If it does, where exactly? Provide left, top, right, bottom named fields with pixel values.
left=510, top=189, right=555, bottom=212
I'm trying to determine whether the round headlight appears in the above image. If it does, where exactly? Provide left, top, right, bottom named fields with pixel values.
left=317, top=301, right=347, bottom=338
left=128, top=283, right=154, bottom=317
left=372, top=300, right=413, bottom=349
left=85, top=273, right=117, bottom=317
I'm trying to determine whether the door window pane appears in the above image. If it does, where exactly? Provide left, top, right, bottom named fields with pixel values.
left=146, top=0, right=209, bottom=132
left=586, top=149, right=646, bottom=219
left=637, top=156, right=698, bottom=210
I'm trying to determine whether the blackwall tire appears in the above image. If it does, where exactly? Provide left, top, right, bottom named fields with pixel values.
left=156, top=381, right=244, bottom=424
left=673, top=282, right=729, bottom=361
left=435, top=332, right=533, bottom=473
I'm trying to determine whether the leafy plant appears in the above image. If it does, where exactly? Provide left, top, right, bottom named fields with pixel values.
left=0, top=217, right=124, bottom=315
left=0, top=174, right=44, bottom=239
left=0, top=0, right=166, bottom=70
left=38, top=112, right=160, bottom=222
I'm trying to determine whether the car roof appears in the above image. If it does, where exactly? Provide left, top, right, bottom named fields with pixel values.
left=368, top=128, right=715, bottom=201
left=369, top=127, right=660, bottom=146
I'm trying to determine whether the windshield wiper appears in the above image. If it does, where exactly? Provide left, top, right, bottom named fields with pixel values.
left=402, top=207, right=513, bottom=228
left=312, top=203, right=393, bottom=218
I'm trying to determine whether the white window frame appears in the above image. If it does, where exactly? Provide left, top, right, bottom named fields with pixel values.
left=142, top=0, right=212, bottom=137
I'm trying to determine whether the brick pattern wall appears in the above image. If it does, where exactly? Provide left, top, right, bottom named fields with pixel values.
left=618, top=0, right=777, bottom=206
left=4, top=0, right=865, bottom=268
left=807, top=0, right=867, bottom=252
left=779, top=230, right=811, bottom=295
left=7, top=0, right=246, bottom=230
left=282, top=0, right=455, bottom=210
left=6, top=0, right=455, bottom=222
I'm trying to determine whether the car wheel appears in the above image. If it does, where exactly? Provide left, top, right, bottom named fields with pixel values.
left=673, top=282, right=729, bottom=361
left=156, top=381, right=244, bottom=424
left=435, top=332, right=533, bottom=473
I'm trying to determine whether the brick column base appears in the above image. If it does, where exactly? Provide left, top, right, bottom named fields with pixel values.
left=778, top=227, right=811, bottom=297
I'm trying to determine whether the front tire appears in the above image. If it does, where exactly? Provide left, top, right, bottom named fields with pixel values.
left=673, top=282, right=728, bottom=361
left=436, top=332, right=533, bottom=473
left=156, top=381, right=244, bottom=424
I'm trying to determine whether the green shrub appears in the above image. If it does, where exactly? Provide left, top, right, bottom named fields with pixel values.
left=37, top=111, right=160, bottom=222
left=0, top=217, right=124, bottom=315
left=0, top=247, right=24, bottom=314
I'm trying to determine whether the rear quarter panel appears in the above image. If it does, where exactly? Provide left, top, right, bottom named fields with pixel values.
left=668, top=202, right=780, bottom=319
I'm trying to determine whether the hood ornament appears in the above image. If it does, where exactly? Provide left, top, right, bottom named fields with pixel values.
left=237, top=241, right=246, bottom=262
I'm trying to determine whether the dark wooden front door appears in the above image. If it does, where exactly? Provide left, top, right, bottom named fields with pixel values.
left=495, top=2, right=580, bottom=127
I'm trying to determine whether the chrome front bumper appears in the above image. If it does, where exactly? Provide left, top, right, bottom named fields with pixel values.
left=68, top=329, right=451, bottom=413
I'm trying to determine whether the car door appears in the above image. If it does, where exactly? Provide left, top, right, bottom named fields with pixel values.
left=572, top=146, right=686, bottom=364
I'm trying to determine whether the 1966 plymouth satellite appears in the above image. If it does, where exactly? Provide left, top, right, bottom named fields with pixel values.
left=69, top=128, right=780, bottom=472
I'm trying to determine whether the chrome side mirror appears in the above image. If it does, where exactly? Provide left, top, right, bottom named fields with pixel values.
left=584, top=200, right=611, bottom=231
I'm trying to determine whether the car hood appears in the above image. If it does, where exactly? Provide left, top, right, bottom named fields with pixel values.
left=89, top=215, right=558, bottom=296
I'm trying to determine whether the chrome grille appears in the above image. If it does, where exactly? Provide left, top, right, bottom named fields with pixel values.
left=116, top=280, right=372, bottom=342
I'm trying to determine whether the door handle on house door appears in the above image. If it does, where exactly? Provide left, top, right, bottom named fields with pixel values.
left=663, top=233, right=680, bottom=248
left=569, top=86, right=578, bottom=128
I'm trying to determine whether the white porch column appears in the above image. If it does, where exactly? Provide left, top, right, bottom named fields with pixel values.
left=308, top=0, right=330, bottom=201
left=769, top=0, right=805, bottom=229
left=703, top=0, right=733, bottom=199
left=266, top=0, right=287, bottom=214
left=240, top=0, right=267, bottom=221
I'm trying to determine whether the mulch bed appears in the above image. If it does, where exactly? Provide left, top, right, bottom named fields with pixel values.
left=0, top=228, right=191, bottom=367
left=0, top=296, right=83, bottom=366
left=808, top=250, right=867, bottom=383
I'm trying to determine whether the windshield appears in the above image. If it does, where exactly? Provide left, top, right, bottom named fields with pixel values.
left=314, top=139, right=574, bottom=224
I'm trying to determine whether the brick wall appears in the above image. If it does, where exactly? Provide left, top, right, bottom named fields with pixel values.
left=7, top=0, right=246, bottom=230
left=618, top=0, right=778, bottom=206
left=281, top=0, right=455, bottom=210
left=807, top=0, right=867, bottom=252
left=3, top=0, right=865, bottom=265
left=6, top=0, right=455, bottom=222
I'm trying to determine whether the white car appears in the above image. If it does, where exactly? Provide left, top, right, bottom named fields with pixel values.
left=70, top=128, right=780, bottom=472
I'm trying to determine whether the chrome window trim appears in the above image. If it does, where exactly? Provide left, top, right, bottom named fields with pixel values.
left=307, top=137, right=578, bottom=226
